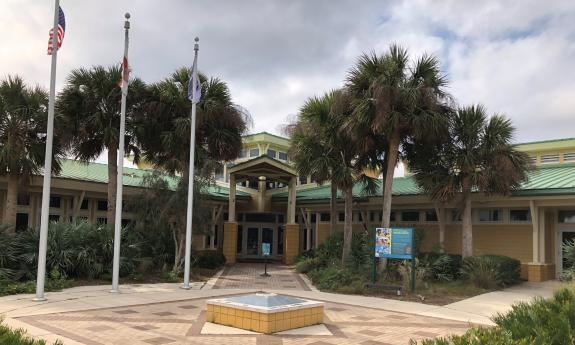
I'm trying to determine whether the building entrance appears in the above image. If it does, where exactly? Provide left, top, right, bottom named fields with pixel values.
left=236, top=213, right=285, bottom=261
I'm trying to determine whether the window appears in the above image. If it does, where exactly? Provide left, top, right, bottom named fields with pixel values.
left=97, top=200, right=108, bottom=211
left=564, top=153, right=575, bottom=163
left=49, top=196, right=61, bottom=208
left=249, top=148, right=260, bottom=157
left=121, top=219, right=132, bottom=228
left=401, top=211, right=420, bottom=222
left=425, top=210, right=438, bottom=222
left=559, top=211, right=575, bottom=224
left=540, top=154, right=559, bottom=165
left=320, top=213, right=330, bottom=222
left=96, top=217, right=107, bottom=224
left=16, top=213, right=29, bottom=232
left=479, top=209, right=500, bottom=222
left=223, top=212, right=228, bottom=221
left=529, top=155, right=537, bottom=165
left=510, top=209, right=530, bottom=222
left=267, top=149, right=276, bottom=158
left=451, top=210, right=462, bottom=222
left=390, top=211, right=396, bottom=222
left=370, top=211, right=382, bottom=222
left=80, top=199, right=89, bottom=210
left=17, top=194, right=30, bottom=206
left=215, top=167, right=224, bottom=181
left=49, top=214, right=60, bottom=223
left=278, top=214, right=285, bottom=223
left=236, top=225, right=243, bottom=253
left=338, top=212, right=345, bottom=222
left=278, top=152, right=288, bottom=161
left=238, top=149, right=246, bottom=158
left=299, top=176, right=308, bottom=185
left=311, top=214, right=317, bottom=223
left=245, top=213, right=276, bottom=223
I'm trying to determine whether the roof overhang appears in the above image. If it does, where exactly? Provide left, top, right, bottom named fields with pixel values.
left=228, top=156, right=297, bottom=183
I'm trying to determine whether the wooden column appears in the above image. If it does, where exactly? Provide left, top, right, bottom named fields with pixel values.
left=229, top=173, right=236, bottom=222
left=287, top=176, right=296, bottom=224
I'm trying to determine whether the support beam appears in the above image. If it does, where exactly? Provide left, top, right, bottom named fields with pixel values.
left=287, top=176, right=296, bottom=224
left=229, top=173, right=236, bottom=222
left=530, top=200, right=540, bottom=263
left=435, top=204, right=446, bottom=251
left=72, top=190, right=86, bottom=221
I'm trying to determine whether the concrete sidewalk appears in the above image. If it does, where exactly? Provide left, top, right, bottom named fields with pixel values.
left=0, top=280, right=563, bottom=344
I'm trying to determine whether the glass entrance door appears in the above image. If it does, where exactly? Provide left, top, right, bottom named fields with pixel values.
left=246, top=227, right=259, bottom=256
left=561, top=231, right=575, bottom=270
left=262, top=227, right=274, bottom=256
left=237, top=224, right=281, bottom=260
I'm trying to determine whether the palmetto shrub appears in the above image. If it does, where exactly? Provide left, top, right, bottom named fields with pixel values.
left=0, top=318, right=63, bottom=345
left=461, top=256, right=504, bottom=289
left=414, top=287, right=575, bottom=345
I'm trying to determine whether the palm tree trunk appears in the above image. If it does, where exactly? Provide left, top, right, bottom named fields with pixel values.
left=382, top=130, right=400, bottom=228
left=4, top=173, right=19, bottom=231
left=342, top=184, right=353, bottom=264
left=461, top=177, right=473, bottom=258
left=330, top=183, right=337, bottom=234
left=107, top=145, right=118, bottom=229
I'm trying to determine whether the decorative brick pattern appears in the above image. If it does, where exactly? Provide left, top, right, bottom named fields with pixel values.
left=214, top=263, right=310, bottom=290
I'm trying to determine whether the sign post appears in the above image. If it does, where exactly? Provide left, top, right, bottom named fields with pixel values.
left=261, top=242, right=271, bottom=277
left=374, top=227, right=416, bottom=293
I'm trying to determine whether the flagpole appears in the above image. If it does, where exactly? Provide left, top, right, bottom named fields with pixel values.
left=111, top=13, right=131, bottom=294
left=34, top=0, right=60, bottom=302
left=182, top=37, right=199, bottom=290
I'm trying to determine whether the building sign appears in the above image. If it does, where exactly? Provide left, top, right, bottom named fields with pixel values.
left=374, top=227, right=414, bottom=260
left=262, top=242, right=271, bottom=256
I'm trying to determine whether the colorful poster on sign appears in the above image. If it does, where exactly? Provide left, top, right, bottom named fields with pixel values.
left=374, top=227, right=414, bottom=259
left=262, top=242, right=271, bottom=256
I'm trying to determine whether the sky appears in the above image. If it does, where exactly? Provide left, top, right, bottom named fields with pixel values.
left=1, top=0, right=574, bottom=149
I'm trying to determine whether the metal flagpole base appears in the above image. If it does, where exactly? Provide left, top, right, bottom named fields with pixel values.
left=180, top=285, right=191, bottom=290
left=33, top=297, right=47, bottom=302
left=109, top=289, right=121, bottom=294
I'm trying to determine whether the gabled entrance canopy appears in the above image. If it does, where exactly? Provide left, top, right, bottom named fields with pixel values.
left=227, top=156, right=297, bottom=183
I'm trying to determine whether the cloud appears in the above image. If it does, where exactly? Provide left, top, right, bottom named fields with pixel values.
left=1, top=0, right=574, bottom=144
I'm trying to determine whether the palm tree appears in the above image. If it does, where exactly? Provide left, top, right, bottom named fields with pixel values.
left=0, top=76, right=64, bottom=230
left=57, top=66, right=146, bottom=228
left=346, top=45, right=451, bottom=229
left=288, top=92, right=338, bottom=236
left=135, top=67, right=250, bottom=176
left=290, top=90, right=373, bottom=263
left=404, top=105, right=529, bottom=257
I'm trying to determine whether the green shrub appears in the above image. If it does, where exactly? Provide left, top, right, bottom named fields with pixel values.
left=0, top=319, right=63, bottom=345
left=419, top=252, right=462, bottom=281
left=308, top=265, right=362, bottom=291
left=295, top=257, right=323, bottom=273
left=481, top=255, right=521, bottom=285
left=461, top=256, right=503, bottom=289
left=413, top=287, right=575, bottom=345
left=461, top=255, right=520, bottom=289
left=194, top=251, right=226, bottom=269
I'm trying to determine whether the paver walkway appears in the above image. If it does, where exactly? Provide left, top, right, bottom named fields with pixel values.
left=214, top=263, right=311, bottom=291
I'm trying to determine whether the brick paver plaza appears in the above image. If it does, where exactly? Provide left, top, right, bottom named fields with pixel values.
left=5, top=263, right=548, bottom=345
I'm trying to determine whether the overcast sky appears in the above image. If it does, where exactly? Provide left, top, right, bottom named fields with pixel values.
left=2, top=0, right=574, bottom=146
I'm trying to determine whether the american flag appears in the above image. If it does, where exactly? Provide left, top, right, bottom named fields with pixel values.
left=47, top=6, right=65, bottom=55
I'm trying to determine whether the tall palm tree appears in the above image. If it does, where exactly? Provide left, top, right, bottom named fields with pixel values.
left=135, top=67, right=250, bottom=176
left=290, top=90, right=373, bottom=263
left=57, top=66, right=146, bottom=227
left=0, top=76, right=64, bottom=230
left=288, top=92, right=338, bottom=236
left=404, top=105, right=529, bottom=257
left=346, top=44, right=451, bottom=229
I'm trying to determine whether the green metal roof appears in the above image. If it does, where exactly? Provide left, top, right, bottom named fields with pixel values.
left=272, top=164, right=575, bottom=203
left=54, top=159, right=249, bottom=201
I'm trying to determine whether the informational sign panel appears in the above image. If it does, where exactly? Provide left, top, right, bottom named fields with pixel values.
left=374, top=227, right=414, bottom=260
left=262, top=243, right=271, bottom=256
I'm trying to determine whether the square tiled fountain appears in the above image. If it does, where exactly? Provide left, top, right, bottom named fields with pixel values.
left=206, top=292, right=324, bottom=334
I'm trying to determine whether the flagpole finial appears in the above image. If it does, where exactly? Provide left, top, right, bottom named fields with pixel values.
left=194, top=37, right=199, bottom=52
left=124, top=13, right=131, bottom=30
left=125, top=12, right=131, bottom=20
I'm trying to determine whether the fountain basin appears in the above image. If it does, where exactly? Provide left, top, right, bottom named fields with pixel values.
left=206, top=293, right=324, bottom=334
